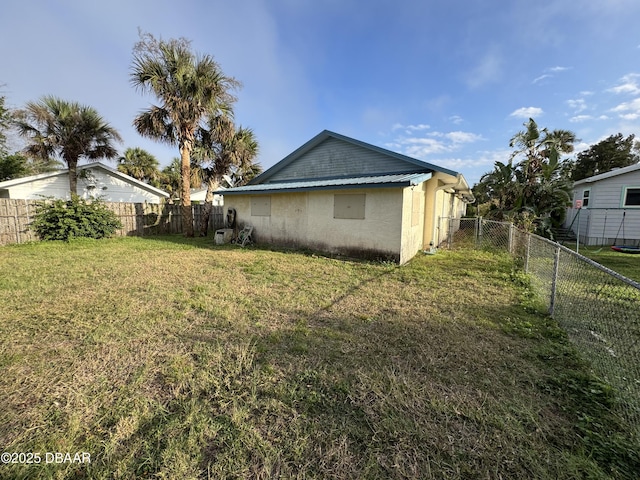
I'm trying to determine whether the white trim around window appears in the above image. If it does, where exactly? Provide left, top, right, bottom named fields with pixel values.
left=622, top=186, right=640, bottom=208
left=582, top=188, right=591, bottom=208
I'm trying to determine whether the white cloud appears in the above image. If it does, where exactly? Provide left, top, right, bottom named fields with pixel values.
left=567, top=98, right=587, bottom=113
left=401, top=138, right=450, bottom=156
left=611, top=98, right=640, bottom=118
left=532, top=74, right=551, bottom=84
left=608, top=73, right=640, bottom=95
left=426, top=148, right=513, bottom=185
left=445, top=131, right=484, bottom=144
left=392, top=123, right=430, bottom=132
left=388, top=128, right=484, bottom=160
left=620, top=113, right=640, bottom=120
left=449, top=115, right=464, bottom=125
left=510, top=107, right=544, bottom=118
left=569, top=115, right=593, bottom=123
left=532, top=66, right=570, bottom=84
left=609, top=84, right=640, bottom=95
left=466, top=50, right=503, bottom=88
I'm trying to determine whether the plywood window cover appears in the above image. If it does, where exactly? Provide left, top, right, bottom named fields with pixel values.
left=334, top=194, right=366, bottom=219
left=251, top=196, right=271, bottom=216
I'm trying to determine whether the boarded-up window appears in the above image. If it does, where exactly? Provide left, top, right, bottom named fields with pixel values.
left=334, top=194, right=365, bottom=219
left=412, top=191, right=421, bottom=226
left=623, top=187, right=640, bottom=207
left=251, top=196, right=271, bottom=216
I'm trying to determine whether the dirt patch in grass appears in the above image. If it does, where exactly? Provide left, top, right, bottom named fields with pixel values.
left=0, top=236, right=638, bottom=479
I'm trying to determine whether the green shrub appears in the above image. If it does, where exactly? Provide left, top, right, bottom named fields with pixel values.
left=31, top=196, right=123, bottom=241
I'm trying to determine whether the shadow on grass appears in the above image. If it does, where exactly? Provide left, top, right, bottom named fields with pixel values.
left=174, top=294, right=640, bottom=479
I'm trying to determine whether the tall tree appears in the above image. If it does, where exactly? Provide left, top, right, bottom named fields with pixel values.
left=118, top=147, right=161, bottom=185
left=193, top=115, right=260, bottom=236
left=0, top=154, right=30, bottom=181
left=159, top=158, right=182, bottom=201
left=570, top=133, right=640, bottom=181
left=130, top=32, right=238, bottom=236
left=0, top=95, right=11, bottom=157
left=475, top=118, right=576, bottom=236
left=14, top=96, right=121, bottom=194
left=509, top=118, right=576, bottom=207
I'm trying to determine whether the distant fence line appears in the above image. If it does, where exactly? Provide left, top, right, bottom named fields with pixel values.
left=0, top=199, right=225, bottom=245
left=439, top=216, right=640, bottom=438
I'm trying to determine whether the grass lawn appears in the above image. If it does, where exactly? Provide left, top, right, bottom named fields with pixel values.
left=573, top=246, right=640, bottom=283
left=1, top=236, right=638, bottom=479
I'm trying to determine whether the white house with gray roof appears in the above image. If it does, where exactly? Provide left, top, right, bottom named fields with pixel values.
left=565, top=162, right=640, bottom=246
left=218, top=130, right=475, bottom=264
left=0, top=162, right=169, bottom=204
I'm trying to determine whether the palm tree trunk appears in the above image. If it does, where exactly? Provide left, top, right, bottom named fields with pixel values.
left=199, top=177, right=219, bottom=237
left=180, top=144, right=194, bottom=237
left=67, top=158, right=78, bottom=196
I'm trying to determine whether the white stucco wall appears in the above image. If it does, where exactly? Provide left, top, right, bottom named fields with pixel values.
left=399, top=183, right=427, bottom=263
left=224, top=187, right=404, bottom=261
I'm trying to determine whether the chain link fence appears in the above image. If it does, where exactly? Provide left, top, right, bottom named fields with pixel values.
left=440, top=217, right=640, bottom=438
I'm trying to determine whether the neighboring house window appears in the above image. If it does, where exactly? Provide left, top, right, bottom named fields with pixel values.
left=251, top=196, right=271, bottom=216
left=623, top=186, right=640, bottom=207
left=334, top=194, right=365, bottom=219
left=582, top=189, right=590, bottom=208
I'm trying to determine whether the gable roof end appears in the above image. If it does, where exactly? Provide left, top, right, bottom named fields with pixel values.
left=249, top=130, right=459, bottom=185
left=0, top=162, right=170, bottom=197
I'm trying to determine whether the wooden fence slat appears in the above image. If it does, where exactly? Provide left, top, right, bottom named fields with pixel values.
left=0, top=199, right=225, bottom=245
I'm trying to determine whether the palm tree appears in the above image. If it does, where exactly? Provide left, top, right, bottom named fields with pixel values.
left=130, top=33, right=238, bottom=236
left=193, top=116, right=260, bottom=236
left=509, top=119, right=575, bottom=184
left=117, top=147, right=161, bottom=185
left=476, top=118, right=576, bottom=236
left=14, top=96, right=121, bottom=194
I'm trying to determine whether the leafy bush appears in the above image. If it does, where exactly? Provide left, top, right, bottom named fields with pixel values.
left=31, top=196, right=122, bottom=241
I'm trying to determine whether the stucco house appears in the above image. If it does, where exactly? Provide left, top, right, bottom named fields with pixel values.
left=565, top=163, right=640, bottom=246
left=0, top=162, right=169, bottom=204
left=219, top=130, right=475, bottom=264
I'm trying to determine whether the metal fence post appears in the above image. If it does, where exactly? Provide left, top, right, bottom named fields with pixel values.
left=508, top=223, right=514, bottom=255
left=549, top=245, right=561, bottom=316
left=524, top=234, right=531, bottom=273
left=478, top=216, right=483, bottom=248
left=473, top=216, right=479, bottom=249
left=447, top=216, right=454, bottom=248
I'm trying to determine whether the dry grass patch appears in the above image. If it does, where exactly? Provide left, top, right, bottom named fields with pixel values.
left=0, top=236, right=638, bottom=479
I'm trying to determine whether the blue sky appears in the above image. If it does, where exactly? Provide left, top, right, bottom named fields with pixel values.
left=2, top=0, right=640, bottom=185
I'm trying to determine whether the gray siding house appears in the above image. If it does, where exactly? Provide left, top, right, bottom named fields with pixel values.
left=566, top=163, right=640, bottom=246
left=219, top=130, right=475, bottom=264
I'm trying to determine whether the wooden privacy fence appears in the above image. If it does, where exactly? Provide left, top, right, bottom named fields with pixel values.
left=0, top=199, right=225, bottom=245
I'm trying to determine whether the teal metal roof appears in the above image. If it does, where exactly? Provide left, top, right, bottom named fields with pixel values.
left=219, top=173, right=432, bottom=195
